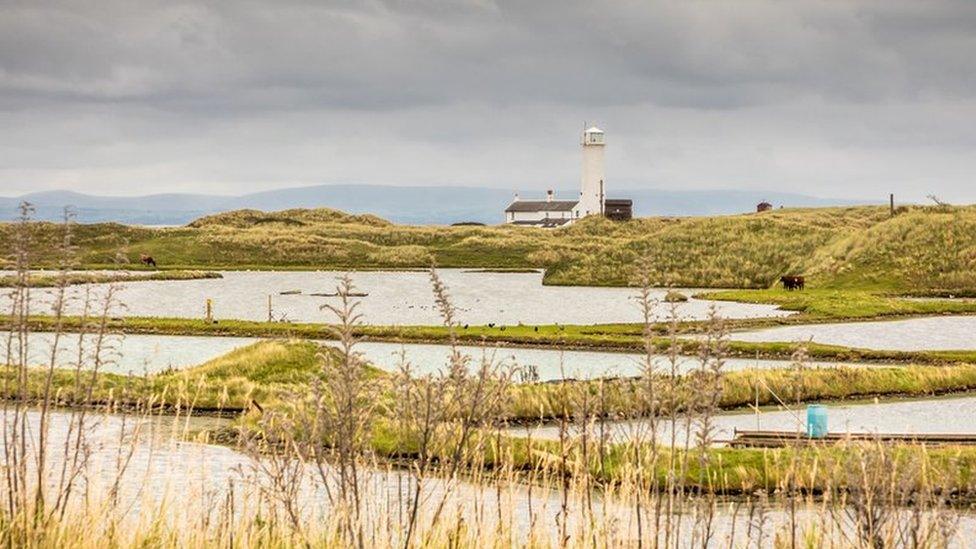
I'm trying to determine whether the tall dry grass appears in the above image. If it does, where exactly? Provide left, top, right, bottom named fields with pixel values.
left=1, top=202, right=971, bottom=548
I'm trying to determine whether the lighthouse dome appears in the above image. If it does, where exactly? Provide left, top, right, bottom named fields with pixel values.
left=583, top=126, right=605, bottom=145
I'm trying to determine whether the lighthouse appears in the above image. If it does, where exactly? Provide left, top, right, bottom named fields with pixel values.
left=579, top=126, right=606, bottom=216
left=504, top=124, right=631, bottom=227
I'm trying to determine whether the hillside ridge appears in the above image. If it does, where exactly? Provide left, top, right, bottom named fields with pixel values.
left=2, top=204, right=973, bottom=292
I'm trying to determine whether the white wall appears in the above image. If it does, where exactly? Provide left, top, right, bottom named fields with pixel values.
left=580, top=137, right=605, bottom=216
left=506, top=209, right=574, bottom=224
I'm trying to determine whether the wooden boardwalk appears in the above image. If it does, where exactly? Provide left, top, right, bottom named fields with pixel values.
left=728, top=429, right=976, bottom=448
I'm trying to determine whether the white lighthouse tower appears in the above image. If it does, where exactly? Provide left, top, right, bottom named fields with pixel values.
left=579, top=125, right=606, bottom=216
left=505, top=124, right=631, bottom=227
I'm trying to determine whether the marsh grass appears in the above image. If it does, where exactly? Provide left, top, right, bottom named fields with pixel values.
left=0, top=270, right=222, bottom=288
left=9, top=204, right=976, bottom=295
left=3, top=203, right=975, bottom=548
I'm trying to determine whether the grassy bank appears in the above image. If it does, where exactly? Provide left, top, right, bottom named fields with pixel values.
left=16, top=313, right=976, bottom=364
left=697, top=287, right=976, bottom=320
left=509, top=362, right=976, bottom=422
left=487, top=439, right=976, bottom=498
left=11, top=338, right=976, bottom=514
left=10, top=339, right=976, bottom=421
left=7, top=204, right=976, bottom=293
left=0, top=269, right=222, bottom=287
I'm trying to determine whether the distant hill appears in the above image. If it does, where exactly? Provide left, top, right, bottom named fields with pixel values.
left=0, top=185, right=869, bottom=225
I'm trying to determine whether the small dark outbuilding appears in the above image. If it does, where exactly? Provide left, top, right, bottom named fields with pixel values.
left=604, top=199, right=633, bottom=221
left=756, top=201, right=773, bottom=213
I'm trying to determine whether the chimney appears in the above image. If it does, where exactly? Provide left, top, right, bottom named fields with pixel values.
left=547, top=189, right=554, bottom=202
left=514, top=192, right=520, bottom=201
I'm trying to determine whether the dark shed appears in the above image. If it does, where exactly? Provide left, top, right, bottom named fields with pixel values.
left=604, top=199, right=633, bottom=221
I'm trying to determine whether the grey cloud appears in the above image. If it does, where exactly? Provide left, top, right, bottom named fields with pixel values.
left=0, top=1, right=973, bottom=201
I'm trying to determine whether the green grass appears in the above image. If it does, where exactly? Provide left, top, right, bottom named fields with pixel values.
left=506, top=362, right=976, bottom=422
left=7, top=204, right=976, bottom=294
left=17, top=313, right=976, bottom=363
left=698, top=288, right=976, bottom=320
left=12, top=337, right=976, bottom=497
left=2, top=339, right=348, bottom=411
left=0, top=270, right=222, bottom=288
left=11, top=338, right=976, bottom=421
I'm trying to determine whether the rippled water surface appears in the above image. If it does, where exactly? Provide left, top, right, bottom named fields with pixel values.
left=9, top=332, right=850, bottom=381
left=731, top=316, right=976, bottom=351
left=6, top=408, right=975, bottom=546
left=2, top=332, right=259, bottom=374
left=349, top=340, right=854, bottom=380
left=8, top=269, right=789, bottom=325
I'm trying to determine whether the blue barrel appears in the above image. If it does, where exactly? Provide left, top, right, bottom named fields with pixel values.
left=807, top=405, right=828, bottom=438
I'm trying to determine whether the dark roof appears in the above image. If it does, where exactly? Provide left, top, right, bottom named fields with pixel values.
left=505, top=200, right=578, bottom=213
left=511, top=218, right=573, bottom=227
left=604, top=198, right=633, bottom=206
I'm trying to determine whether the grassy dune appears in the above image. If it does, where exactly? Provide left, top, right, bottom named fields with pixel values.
left=5, top=204, right=976, bottom=293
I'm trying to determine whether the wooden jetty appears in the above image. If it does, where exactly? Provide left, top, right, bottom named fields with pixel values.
left=729, top=429, right=976, bottom=448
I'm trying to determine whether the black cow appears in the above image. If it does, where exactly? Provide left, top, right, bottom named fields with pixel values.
left=780, top=275, right=805, bottom=291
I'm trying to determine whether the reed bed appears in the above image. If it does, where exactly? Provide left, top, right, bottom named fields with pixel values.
left=3, top=203, right=976, bottom=548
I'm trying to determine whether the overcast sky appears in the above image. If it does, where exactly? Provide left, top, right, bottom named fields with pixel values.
left=1, top=1, right=974, bottom=202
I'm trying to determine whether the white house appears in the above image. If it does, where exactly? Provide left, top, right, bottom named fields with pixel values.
left=505, top=126, right=611, bottom=227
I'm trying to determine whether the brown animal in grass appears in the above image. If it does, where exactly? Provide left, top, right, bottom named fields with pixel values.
left=139, top=254, right=157, bottom=268
left=780, top=275, right=805, bottom=291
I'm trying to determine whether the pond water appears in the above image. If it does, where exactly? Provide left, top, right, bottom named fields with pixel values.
left=4, top=407, right=974, bottom=546
left=731, top=316, right=976, bottom=351
left=8, top=332, right=849, bottom=381
left=523, top=393, right=976, bottom=444
left=2, top=332, right=260, bottom=375
left=349, top=340, right=852, bottom=380
left=8, top=269, right=789, bottom=325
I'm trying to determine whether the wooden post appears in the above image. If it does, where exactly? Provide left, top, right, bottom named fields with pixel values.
left=890, top=193, right=895, bottom=217
left=205, top=298, right=213, bottom=323
left=267, top=295, right=273, bottom=323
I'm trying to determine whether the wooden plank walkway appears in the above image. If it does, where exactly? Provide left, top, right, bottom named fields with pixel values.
left=729, top=429, right=976, bottom=448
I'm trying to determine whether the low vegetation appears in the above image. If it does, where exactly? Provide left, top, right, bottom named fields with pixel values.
left=6, top=204, right=976, bottom=295
left=17, top=313, right=976, bottom=363
left=6, top=335, right=976, bottom=546
left=698, top=287, right=976, bottom=320
left=8, top=338, right=976, bottom=426
left=0, top=269, right=221, bottom=287
left=5, top=203, right=976, bottom=547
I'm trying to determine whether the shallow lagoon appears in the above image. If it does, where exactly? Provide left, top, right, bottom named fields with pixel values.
left=9, top=332, right=848, bottom=380
left=6, top=407, right=975, bottom=546
left=731, top=315, right=976, bottom=351
left=10, top=269, right=789, bottom=325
